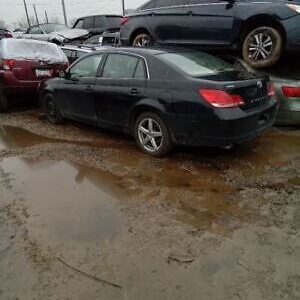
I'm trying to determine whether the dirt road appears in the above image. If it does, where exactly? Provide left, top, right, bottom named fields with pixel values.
left=0, top=110, right=299, bottom=300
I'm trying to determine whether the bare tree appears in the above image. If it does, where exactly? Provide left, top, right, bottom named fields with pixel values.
left=14, top=16, right=35, bottom=29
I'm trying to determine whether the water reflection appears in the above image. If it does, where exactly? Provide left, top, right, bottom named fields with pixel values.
left=1, top=157, right=124, bottom=244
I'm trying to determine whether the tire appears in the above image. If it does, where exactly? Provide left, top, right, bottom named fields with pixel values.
left=134, top=112, right=173, bottom=157
left=242, top=26, right=283, bottom=69
left=132, top=33, right=153, bottom=47
left=0, top=93, right=8, bottom=112
left=44, top=94, right=64, bottom=124
left=0, top=87, right=8, bottom=112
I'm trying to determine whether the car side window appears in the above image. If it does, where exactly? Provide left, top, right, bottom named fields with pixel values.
left=94, top=16, right=105, bottom=28
left=155, top=0, right=187, bottom=8
left=134, top=60, right=146, bottom=79
left=69, top=54, right=103, bottom=78
left=102, top=54, right=140, bottom=79
left=74, top=19, right=83, bottom=29
left=62, top=49, right=73, bottom=58
left=83, top=17, right=94, bottom=29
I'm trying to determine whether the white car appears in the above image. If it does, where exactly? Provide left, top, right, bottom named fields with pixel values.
left=16, top=23, right=89, bottom=45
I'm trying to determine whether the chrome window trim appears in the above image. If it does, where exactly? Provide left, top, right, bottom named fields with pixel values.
left=138, top=2, right=229, bottom=12
left=137, top=1, right=274, bottom=12
left=101, top=51, right=150, bottom=80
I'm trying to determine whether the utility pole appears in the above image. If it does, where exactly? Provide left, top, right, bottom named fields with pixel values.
left=23, top=0, right=31, bottom=27
left=61, top=0, right=68, bottom=26
left=121, top=0, right=125, bottom=16
left=33, top=4, right=39, bottom=26
left=45, top=10, right=49, bottom=23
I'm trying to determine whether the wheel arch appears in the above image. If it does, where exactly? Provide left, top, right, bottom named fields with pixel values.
left=239, top=14, right=286, bottom=48
left=39, top=88, right=54, bottom=111
left=129, top=100, right=168, bottom=135
left=130, top=27, right=151, bottom=45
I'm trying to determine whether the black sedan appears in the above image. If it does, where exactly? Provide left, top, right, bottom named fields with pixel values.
left=40, top=48, right=278, bottom=157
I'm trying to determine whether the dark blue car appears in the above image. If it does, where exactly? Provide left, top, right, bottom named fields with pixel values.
left=120, top=0, right=300, bottom=68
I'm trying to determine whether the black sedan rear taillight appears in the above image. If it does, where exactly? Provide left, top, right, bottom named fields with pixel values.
left=199, top=89, right=245, bottom=108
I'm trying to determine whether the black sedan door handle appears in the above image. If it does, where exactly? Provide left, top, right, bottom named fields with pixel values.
left=130, top=88, right=141, bottom=95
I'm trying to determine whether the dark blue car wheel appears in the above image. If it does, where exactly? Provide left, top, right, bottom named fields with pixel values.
left=242, top=26, right=283, bottom=69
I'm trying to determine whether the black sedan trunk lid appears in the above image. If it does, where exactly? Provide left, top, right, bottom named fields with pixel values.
left=201, top=71, right=271, bottom=110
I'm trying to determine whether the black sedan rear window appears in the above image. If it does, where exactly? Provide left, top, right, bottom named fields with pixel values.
left=158, top=52, right=234, bottom=77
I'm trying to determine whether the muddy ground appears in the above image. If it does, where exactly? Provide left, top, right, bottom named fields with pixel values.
left=0, top=109, right=299, bottom=300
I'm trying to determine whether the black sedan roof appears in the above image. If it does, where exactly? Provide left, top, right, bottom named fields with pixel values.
left=93, top=46, right=186, bottom=57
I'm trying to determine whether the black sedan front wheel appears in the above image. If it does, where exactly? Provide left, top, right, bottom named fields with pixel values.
left=0, top=92, right=8, bottom=112
left=44, top=94, right=63, bottom=124
left=135, top=112, right=173, bottom=157
left=242, top=26, right=283, bottom=68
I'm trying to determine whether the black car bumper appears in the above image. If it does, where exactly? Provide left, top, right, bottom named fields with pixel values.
left=168, top=102, right=278, bottom=147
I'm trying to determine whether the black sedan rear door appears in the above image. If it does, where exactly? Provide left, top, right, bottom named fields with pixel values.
left=94, top=53, right=147, bottom=128
left=182, top=0, right=236, bottom=46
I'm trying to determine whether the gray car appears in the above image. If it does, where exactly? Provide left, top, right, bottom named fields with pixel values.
left=15, top=23, right=89, bottom=45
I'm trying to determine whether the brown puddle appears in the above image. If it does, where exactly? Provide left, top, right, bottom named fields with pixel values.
left=0, top=125, right=63, bottom=150
left=1, top=157, right=125, bottom=246
left=1, top=123, right=299, bottom=235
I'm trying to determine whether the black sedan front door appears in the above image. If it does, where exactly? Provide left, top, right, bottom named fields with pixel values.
left=94, top=53, right=147, bottom=128
left=182, top=0, right=236, bottom=46
left=58, top=54, right=104, bottom=122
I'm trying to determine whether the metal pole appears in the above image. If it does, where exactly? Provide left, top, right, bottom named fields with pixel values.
left=122, top=0, right=125, bottom=16
left=33, top=4, right=39, bottom=26
left=45, top=10, right=49, bottom=23
left=61, top=0, right=68, bottom=26
left=23, top=0, right=31, bottom=27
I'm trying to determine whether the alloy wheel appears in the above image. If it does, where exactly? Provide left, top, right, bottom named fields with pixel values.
left=137, top=118, right=163, bottom=152
left=247, top=29, right=274, bottom=61
left=133, top=34, right=151, bottom=47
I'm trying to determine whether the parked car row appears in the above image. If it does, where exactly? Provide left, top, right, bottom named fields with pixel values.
left=1, top=0, right=299, bottom=156
left=120, top=0, right=300, bottom=69
left=15, top=23, right=89, bottom=45
left=9, top=0, right=300, bottom=70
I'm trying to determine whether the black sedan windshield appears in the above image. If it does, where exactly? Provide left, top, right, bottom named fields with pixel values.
left=158, top=52, right=235, bottom=77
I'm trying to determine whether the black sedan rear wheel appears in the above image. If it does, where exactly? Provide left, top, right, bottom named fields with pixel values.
left=134, top=112, right=173, bottom=157
left=132, top=33, right=153, bottom=47
left=44, top=94, right=63, bottom=124
left=242, top=26, right=283, bottom=68
left=0, top=92, right=8, bottom=112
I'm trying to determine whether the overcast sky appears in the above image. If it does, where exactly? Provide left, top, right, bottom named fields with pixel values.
left=0, top=0, right=147, bottom=28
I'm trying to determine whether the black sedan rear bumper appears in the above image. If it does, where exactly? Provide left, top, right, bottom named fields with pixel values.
left=168, top=102, right=278, bottom=147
